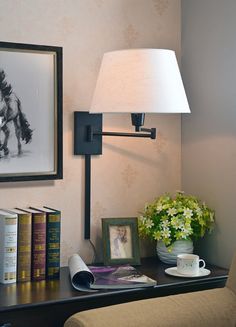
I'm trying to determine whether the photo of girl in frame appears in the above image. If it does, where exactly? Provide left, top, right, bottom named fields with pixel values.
left=109, top=225, right=133, bottom=259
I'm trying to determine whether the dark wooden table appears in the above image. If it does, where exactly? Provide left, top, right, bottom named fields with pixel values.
left=0, top=257, right=228, bottom=327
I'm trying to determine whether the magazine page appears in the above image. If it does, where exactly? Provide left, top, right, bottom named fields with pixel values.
left=68, top=254, right=95, bottom=292
left=89, top=265, right=157, bottom=290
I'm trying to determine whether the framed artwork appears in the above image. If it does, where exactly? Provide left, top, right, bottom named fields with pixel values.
left=0, top=41, right=63, bottom=182
left=102, top=217, right=141, bottom=265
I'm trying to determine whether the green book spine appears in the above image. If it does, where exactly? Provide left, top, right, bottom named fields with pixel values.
left=46, top=210, right=61, bottom=279
left=17, top=213, right=32, bottom=282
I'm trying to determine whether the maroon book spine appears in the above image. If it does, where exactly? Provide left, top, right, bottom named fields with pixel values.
left=31, top=213, right=46, bottom=281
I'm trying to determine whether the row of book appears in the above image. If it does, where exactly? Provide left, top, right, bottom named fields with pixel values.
left=0, top=206, right=60, bottom=284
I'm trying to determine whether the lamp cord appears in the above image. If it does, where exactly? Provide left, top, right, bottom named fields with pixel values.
left=88, top=239, right=98, bottom=264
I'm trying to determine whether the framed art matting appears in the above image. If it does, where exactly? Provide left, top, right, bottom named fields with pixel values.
left=102, top=217, right=141, bottom=265
left=0, top=41, right=62, bottom=182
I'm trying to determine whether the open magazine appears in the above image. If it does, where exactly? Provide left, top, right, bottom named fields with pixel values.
left=68, top=254, right=157, bottom=292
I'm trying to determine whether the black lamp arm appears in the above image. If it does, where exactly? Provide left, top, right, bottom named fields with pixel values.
left=140, top=127, right=156, bottom=139
left=93, top=128, right=156, bottom=139
left=91, top=112, right=156, bottom=140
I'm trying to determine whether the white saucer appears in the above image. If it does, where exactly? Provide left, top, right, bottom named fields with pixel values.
left=165, top=267, right=211, bottom=278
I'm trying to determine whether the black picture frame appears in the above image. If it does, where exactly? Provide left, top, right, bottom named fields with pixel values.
left=0, top=41, right=63, bottom=182
left=102, top=217, right=141, bottom=265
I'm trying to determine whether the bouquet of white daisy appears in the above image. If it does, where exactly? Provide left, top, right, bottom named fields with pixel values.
left=138, top=192, right=214, bottom=248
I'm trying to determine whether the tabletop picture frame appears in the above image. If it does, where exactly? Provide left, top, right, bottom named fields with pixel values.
left=0, top=41, right=63, bottom=182
left=102, top=217, right=141, bottom=265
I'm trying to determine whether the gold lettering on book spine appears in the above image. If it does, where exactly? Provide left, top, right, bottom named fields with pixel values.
left=19, top=245, right=31, bottom=252
left=20, top=215, right=31, bottom=224
left=35, top=215, right=46, bottom=224
left=5, top=217, right=17, bottom=225
left=49, top=243, right=60, bottom=249
left=6, top=247, right=16, bottom=253
left=35, top=244, right=45, bottom=251
left=49, top=214, right=60, bottom=222
left=4, top=272, right=16, bottom=280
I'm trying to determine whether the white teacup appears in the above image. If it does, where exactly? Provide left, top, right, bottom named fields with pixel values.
left=177, top=253, right=206, bottom=275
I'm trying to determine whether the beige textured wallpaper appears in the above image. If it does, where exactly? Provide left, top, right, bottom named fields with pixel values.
left=0, top=0, right=181, bottom=265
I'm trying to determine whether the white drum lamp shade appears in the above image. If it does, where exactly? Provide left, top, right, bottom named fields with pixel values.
left=90, top=49, right=190, bottom=114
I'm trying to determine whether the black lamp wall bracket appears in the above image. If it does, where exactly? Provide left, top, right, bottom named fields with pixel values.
left=74, top=111, right=156, bottom=239
left=74, top=111, right=156, bottom=156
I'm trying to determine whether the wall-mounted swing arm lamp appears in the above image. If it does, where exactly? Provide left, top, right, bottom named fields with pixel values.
left=74, top=49, right=190, bottom=239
